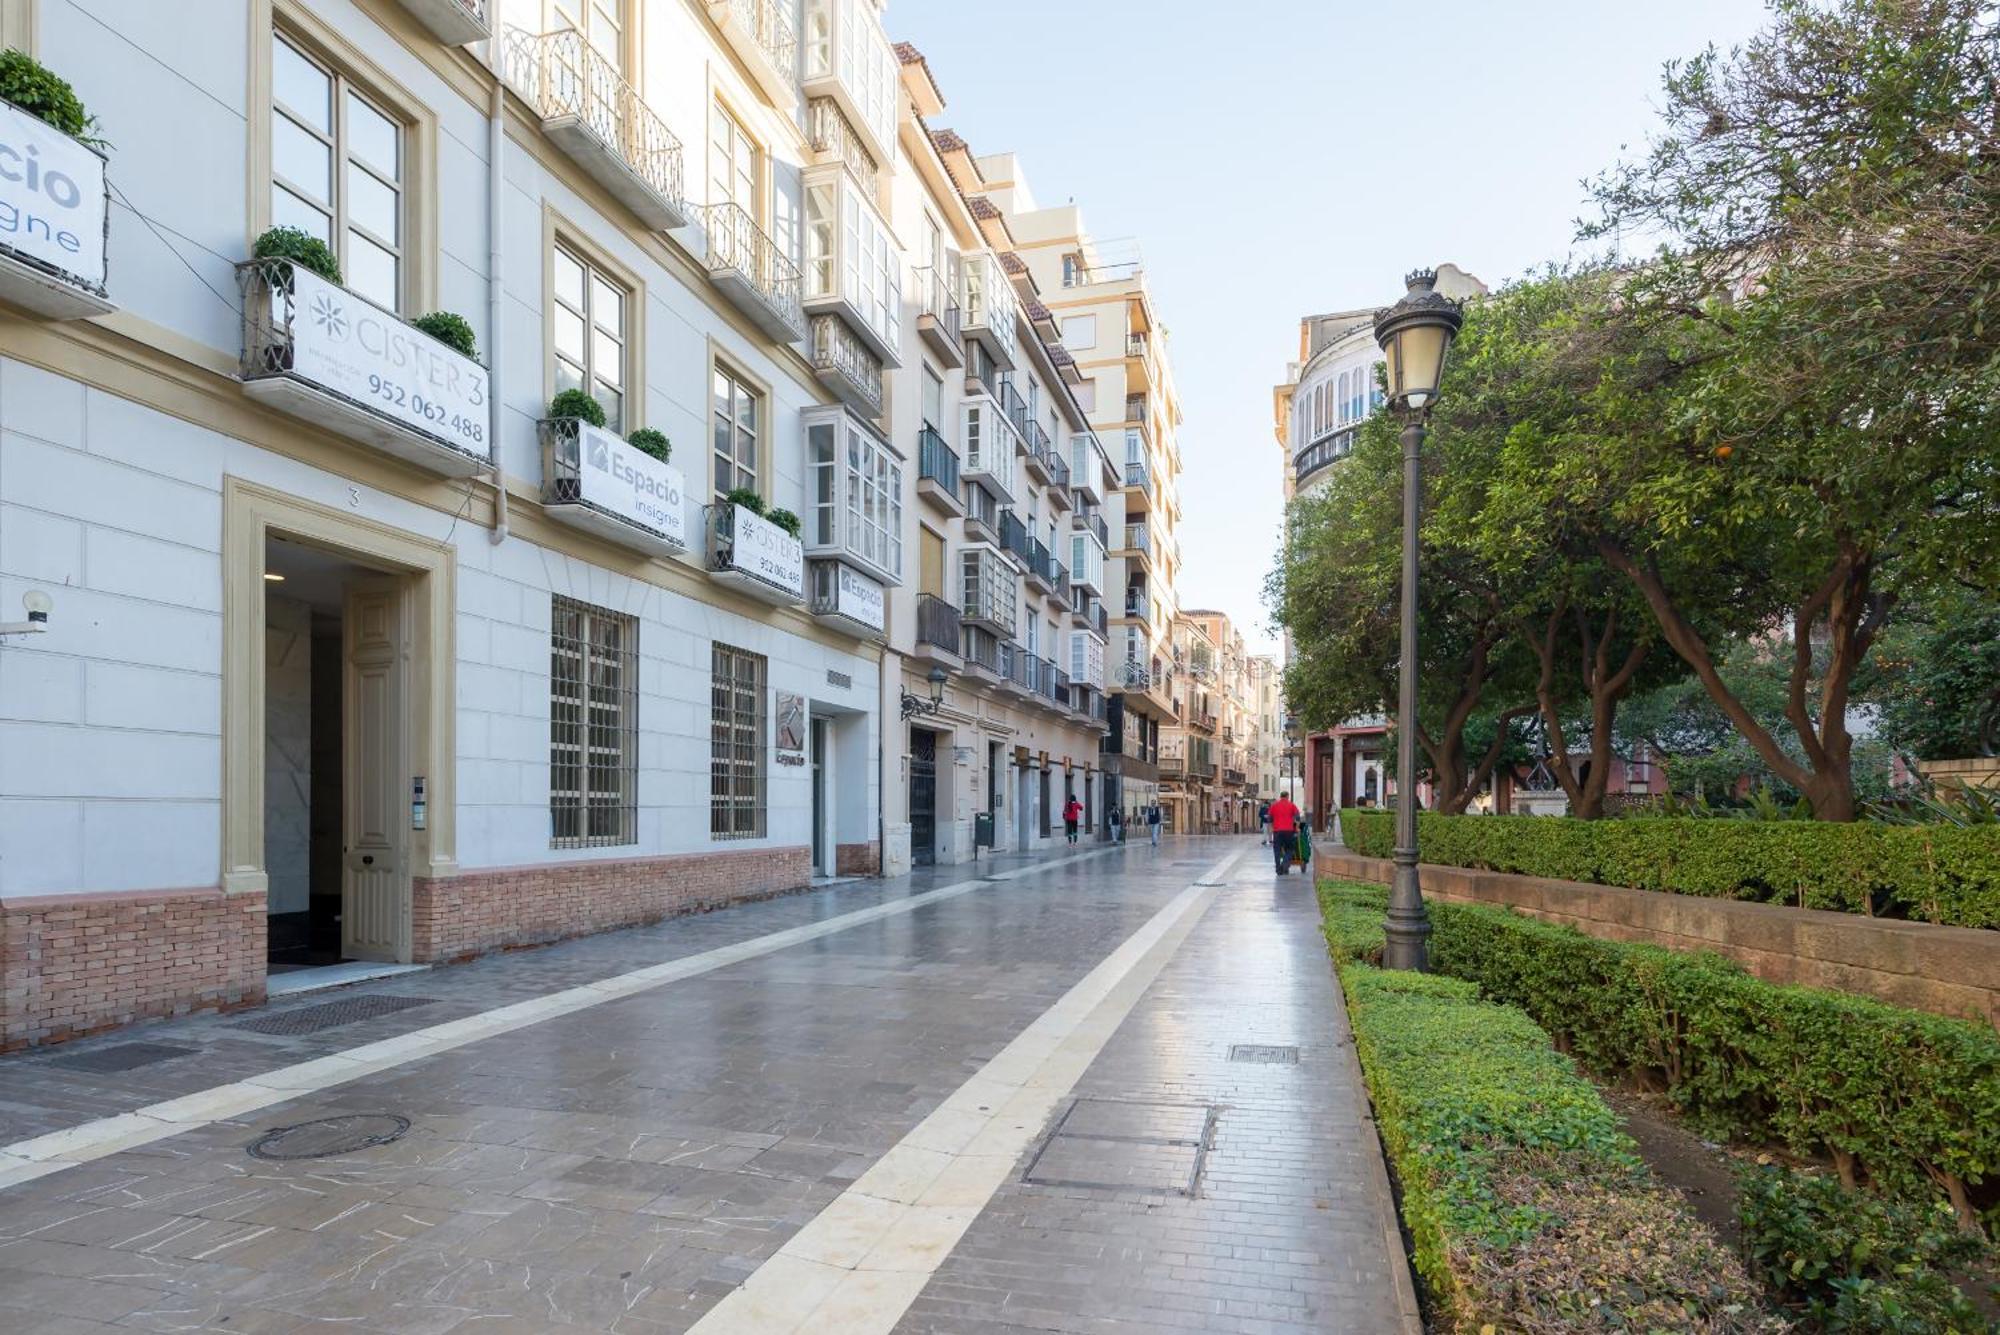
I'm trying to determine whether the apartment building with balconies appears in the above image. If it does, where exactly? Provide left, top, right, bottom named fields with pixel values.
left=0, top=0, right=954, bottom=1048
left=882, top=44, right=1112, bottom=868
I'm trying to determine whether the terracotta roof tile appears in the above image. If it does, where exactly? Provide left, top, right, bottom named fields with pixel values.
left=1002, top=252, right=1029, bottom=276
left=894, top=41, right=922, bottom=64
left=931, top=128, right=968, bottom=155
left=969, top=197, right=1000, bottom=220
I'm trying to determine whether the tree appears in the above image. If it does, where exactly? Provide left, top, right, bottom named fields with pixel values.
left=1859, top=586, right=2000, bottom=761
left=1572, top=0, right=2000, bottom=819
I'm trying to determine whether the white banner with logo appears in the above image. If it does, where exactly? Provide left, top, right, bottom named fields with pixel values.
left=0, top=100, right=106, bottom=291
left=830, top=564, right=885, bottom=632
left=574, top=423, right=687, bottom=547
left=286, top=265, right=491, bottom=462
left=729, top=505, right=805, bottom=598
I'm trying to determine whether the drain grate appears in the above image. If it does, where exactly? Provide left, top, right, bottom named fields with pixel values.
left=248, top=1114, right=410, bottom=1161
left=54, top=1041, right=198, bottom=1073
left=1229, top=1044, right=1300, bottom=1065
left=234, top=994, right=436, bottom=1036
left=1023, top=1098, right=1217, bottom=1197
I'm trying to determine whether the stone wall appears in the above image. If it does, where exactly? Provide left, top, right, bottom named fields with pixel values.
left=1, top=887, right=266, bottom=1051
left=1316, top=849, right=1999, bottom=1027
left=411, top=845, right=812, bottom=963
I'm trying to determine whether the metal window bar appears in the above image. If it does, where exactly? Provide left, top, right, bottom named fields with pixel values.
left=808, top=96, right=879, bottom=190
left=551, top=597, right=638, bottom=848
left=701, top=201, right=805, bottom=337
left=710, top=643, right=767, bottom=840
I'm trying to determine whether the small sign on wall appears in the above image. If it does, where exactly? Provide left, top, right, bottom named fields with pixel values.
left=775, top=690, right=806, bottom=767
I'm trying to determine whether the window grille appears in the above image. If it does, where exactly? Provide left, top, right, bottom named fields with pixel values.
left=710, top=643, right=767, bottom=839
left=550, top=596, right=638, bottom=847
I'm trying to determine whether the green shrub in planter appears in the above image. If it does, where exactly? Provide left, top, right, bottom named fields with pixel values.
left=1425, top=898, right=2000, bottom=1234
left=547, top=389, right=606, bottom=427
left=765, top=508, right=801, bottom=538
left=411, top=311, right=476, bottom=359
left=625, top=428, right=670, bottom=463
left=1738, top=1164, right=1994, bottom=1331
left=722, top=487, right=766, bottom=516
left=0, top=50, right=102, bottom=145
left=252, top=226, right=341, bottom=286
left=1337, top=809, right=2000, bottom=929
left=1318, top=884, right=1777, bottom=1329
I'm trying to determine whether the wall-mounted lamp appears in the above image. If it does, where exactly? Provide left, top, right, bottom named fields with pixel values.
left=0, top=590, right=53, bottom=639
left=900, top=666, right=949, bottom=721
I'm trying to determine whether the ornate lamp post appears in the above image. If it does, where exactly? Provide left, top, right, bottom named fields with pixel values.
left=900, top=666, right=949, bottom=721
left=1371, top=269, right=1464, bottom=971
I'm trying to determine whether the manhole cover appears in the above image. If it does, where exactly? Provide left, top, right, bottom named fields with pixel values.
left=54, top=1041, right=198, bottom=1073
left=1229, top=1044, right=1300, bottom=1065
left=234, top=994, right=435, bottom=1036
left=248, top=1114, right=410, bottom=1160
left=1023, top=1099, right=1216, bottom=1197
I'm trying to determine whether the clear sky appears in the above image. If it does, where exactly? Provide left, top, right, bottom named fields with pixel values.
left=892, top=0, right=1772, bottom=654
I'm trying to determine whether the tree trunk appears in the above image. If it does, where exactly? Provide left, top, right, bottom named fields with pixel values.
left=1525, top=598, right=1650, bottom=819
left=1597, top=539, right=1887, bottom=821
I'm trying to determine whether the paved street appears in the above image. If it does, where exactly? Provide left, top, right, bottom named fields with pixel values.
left=0, top=838, right=1416, bottom=1334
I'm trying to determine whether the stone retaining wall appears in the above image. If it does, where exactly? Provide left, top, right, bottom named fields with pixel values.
left=1, top=887, right=266, bottom=1052
left=1316, top=848, right=1999, bottom=1026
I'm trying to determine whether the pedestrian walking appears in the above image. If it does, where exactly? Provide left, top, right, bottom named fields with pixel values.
left=1146, top=802, right=1162, bottom=846
left=1062, top=795, right=1082, bottom=845
left=1268, top=793, right=1302, bottom=875
left=1108, top=806, right=1124, bottom=844
left=1258, top=801, right=1272, bottom=845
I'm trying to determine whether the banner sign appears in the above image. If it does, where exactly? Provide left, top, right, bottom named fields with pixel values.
left=0, top=100, right=106, bottom=292
left=728, top=504, right=805, bottom=598
left=575, top=423, right=687, bottom=547
left=286, top=264, right=491, bottom=462
left=829, top=564, right=885, bottom=632
left=775, top=690, right=806, bottom=767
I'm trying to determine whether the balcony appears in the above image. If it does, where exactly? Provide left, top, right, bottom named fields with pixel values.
left=1125, top=394, right=1149, bottom=425
left=961, top=396, right=1019, bottom=504
left=1021, top=421, right=1054, bottom=482
left=962, top=483, right=1001, bottom=547
left=810, top=314, right=885, bottom=418
left=1024, top=538, right=1053, bottom=594
left=1075, top=510, right=1110, bottom=547
left=1045, top=660, right=1068, bottom=710
left=803, top=405, right=902, bottom=585
left=1190, top=708, right=1220, bottom=735
left=1159, top=749, right=1186, bottom=779
left=699, top=202, right=805, bottom=343
left=808, top=97, right=878, bottom=193
left=396, top=0, right=489, bottom=44
left=1067, top=434, right=1104, bottom=506
left=1095, top=604, right=1109, bottom=638
left=809, top=558, right=886, bottom=639
left=961, top=548, right=1018, bottom=636
left=1293, top=426, right=1357, bottom=491
left=1119, top=524, right=1153, bottom=558
left=238, top=257, right=491, bottom=477
left=961, top=252, right=1018, bottom=370
left=1125, top=332, right=1153, bottom=390
left=0, top=102, right=114, bottom=319
left=505, top=28, right=688, bottom=230
left=1045, top=452, right=1072, bottom=510
left=1122, top=459, right=1150, bottom=493
left=538, top=416, right=689, bottom=558
left=916, top=425, right=963, bottom=515
left=996, top=379, right=1030, bottom=449
left=999, top=511, right=1032, bottom=567
left=912, top=265, right=963, bottom=368
left=914, top=592, right=963, bottom=667
left=1068, top=529, right=1105, bottom=595
left=1123, top=589, right=1150, bottom=624
left=704, top=503, right=806, bottom=605
left=710, top=0, right=798, bottom=108
left=1052, top=559, right=1071, bottom=608
left=1003, top=643, right=1035, bottom=697
left=802, top=0, right=898, bottom=169
left=802, top=165, right=901, bottom=365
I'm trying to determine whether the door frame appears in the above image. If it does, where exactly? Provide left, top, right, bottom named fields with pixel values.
left=222, top=479, right=456, bottom=954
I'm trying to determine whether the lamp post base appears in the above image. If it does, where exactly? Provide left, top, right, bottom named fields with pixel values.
left=1382, top=847, right=1430, bottom=971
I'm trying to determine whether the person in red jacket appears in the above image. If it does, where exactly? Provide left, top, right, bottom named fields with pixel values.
left=1268, top=794, right=1302, bottom=874
left=1063, top=795, right=1083, bottom=844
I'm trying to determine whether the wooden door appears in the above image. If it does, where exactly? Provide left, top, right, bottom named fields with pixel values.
left=342, top=577, right=410, bottom=962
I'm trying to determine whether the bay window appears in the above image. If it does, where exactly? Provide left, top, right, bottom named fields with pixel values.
left=804, top=406, right=903, bottom=584
left=802, top=165, right=901, bottom=364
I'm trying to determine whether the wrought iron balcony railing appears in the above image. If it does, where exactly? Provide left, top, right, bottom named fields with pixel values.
left=999, top=510, right=1031, bottom=561
left=699, top=201, right=805, bottom=343
left=996, top=378, right=1030, bottom=441
left=397, top=0, right=490, bottom=45
left=809, top=96, right=878, bottom=192
left=810, top=314, right=884, bottom=418
left=916, top=592, right=962, bottom=654
left=504, top=27, right=687, bottom=229
left=1078, top=510, right=1110, bottom=546
left=714, top=0, right=796, bottom=99
left=917, top=424, right=961, bottom=495
left=913, top=264, right=962, bottom=351
left=961, top=625, right=1001, bottom=674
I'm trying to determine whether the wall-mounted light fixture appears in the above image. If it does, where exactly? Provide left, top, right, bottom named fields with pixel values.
left=0, top=590, right=54, bottom=638
left=899, top=666, right=949, bottom=721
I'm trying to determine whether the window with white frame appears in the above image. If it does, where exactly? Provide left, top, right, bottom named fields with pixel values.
left=805, top=408, right=903, bottom=581
left=552, top=243, right=628, bottom=431
left=803, top=168, right=901, bottom=353
left=712, top=363, right=761, bottom=500
left=922, top=363, right=944, bottom=433
left=710, top=100, right=758, bottom=212
left=271, top=32, right=405, bottom=312
left=550, top=597, right=637, bottom=848
left=710, top=643, right=766, bottom=840
left=1062, top=314, right=1097, bottom=349
left=546, top=0, right=623, bottom=64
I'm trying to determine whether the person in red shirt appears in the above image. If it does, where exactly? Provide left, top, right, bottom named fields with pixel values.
left=1063, top=795, right=1083, bottom=845
left=1268, top=794, right=1302, bottom=874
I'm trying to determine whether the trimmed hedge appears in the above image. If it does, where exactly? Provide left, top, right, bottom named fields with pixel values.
left=1318, top=883, right=1780, bottom=1330
left=1339, top=810, right=2000, bottom=928
left=1423, top=895, right=2000, bottom=1235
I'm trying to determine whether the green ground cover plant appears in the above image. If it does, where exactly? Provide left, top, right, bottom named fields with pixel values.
left=1338, top=811, right=2000, bottom=928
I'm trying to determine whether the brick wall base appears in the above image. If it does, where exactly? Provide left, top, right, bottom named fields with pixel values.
left=1316, top=849, right=1999, bottom=1026
left=412, top=845, right=812, bottom=963
left=1, top=887, right=266, bottom=1053
left=836, top=841, right=880, bottom=877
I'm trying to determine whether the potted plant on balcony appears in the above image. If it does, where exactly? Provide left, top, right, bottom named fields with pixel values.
left=543, top=390, right=608, bottom=503
left=723, top=486, right=766, bottom=517
left=548, top=388, right=606, bottom=427
left=252, top=225, right=341, bottom=288
left=412, top=311, right=477, bottom=360
left=626, top=427, right=670, bottom=463
left=0, top=49, right=105, bottom=146
left=766, top=508, right=801, bottom=539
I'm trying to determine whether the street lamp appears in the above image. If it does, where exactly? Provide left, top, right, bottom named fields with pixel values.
left=1372, top=269, right=1464, bottom=971
left=900, top=666, right=949, bottom=721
